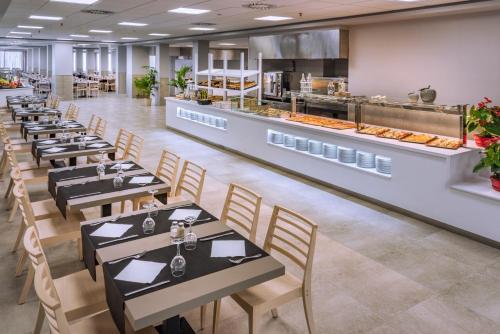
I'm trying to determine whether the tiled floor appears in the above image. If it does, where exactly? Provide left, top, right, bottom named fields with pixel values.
left=1, top=94, right=499, bottom=334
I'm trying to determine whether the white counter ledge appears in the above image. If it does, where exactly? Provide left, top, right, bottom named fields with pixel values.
left=165, top=97, right=499, bottom=244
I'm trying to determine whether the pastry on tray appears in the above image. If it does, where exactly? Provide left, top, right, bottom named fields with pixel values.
left=377, top=129, right=412, bottom=140
left=287, top=115, right=356, bottom=130
left=358, top=126, right=390, bottom=135
left=401, top=133, right=437, bottom=144
left=426, top=137, right=462, bottom=149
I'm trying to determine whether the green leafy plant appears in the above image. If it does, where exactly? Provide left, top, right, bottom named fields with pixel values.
left=473, top=142, right=500, bottom=179
left=467, top=97, right=500, bottom=137
left=133, top=66, right=157, bottom=98
left=169, top=65, right=191, bottom=93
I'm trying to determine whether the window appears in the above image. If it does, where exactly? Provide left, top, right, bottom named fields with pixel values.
left=0, top=51, right=24, bottom=69
left=108, top=51, right=112, bottom=72
left=82, top=51, right=87, bottom=72
left=73, top=51, right=76, bottom=72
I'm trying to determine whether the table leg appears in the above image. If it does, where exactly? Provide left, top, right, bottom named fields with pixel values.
left=101, top=204, right=112, bottom=217
left=49, top=134, right=56, bottom=138
left=69, top=157, right=77, bottom=166
left=34, top=134, right=38, bottom=140
left=108, top=152, right=115, bottom=161
left=158, top=316, right=195, bottom=334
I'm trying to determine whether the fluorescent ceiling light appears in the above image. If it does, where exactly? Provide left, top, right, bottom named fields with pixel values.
left=118, top=22, right=148, bottom=26
left=6, top=36, right=24, bottom=39
left=101, top=40, right=116, bottom=43
left=17, top=25, right=43, bottom=29
left=57, top=37, right=73, bottom=40
left=50, top=0, right=99, bottom=4
left=218, top=43, right=236, bottom=46
left=121, top=37, right=139, bottom=40
left=9, top=31, right=32, bottom=35
left=29, top=15, right=63, bottom=21
left=189, top=27, right=215, bottom=31
left=168, top=7, right=210, bottom=15
left=254, top=16, right=293, bottom=21
left=89, top=29, right=112, bottom=33
left=77, top=43, right=89, bottom=46
left=70, top=34, right=89, bottom=38
left=148, top=33, right=170, bottom=36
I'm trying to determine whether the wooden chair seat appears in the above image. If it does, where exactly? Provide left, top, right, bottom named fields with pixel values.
left=69, top=310, right=156, bottom=334
left=53, top=266, right=107, bottom=321
left=20, top=168, right=48, bottom=184
left=31, top=199, right=84, bottom=222
left=7, top=137, right=27, bottom=145
left=11, top=143, right=32, bottom=153
left=35, top=215, right=82, bottom=246
left=17, top=161, right=50, bottom=171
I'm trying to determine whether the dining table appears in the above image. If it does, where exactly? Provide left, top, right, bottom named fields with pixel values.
left=21, top=120, right=86, bottom=140
left=11, top=106, right=61, bottom=122
left=80, top=200, right=285, bottom=334
left=48, top=161, right=170, bottom=218
left=6, top=95, right=46, bottom=109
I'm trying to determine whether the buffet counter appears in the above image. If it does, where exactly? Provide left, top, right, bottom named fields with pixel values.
left=0, top=87, right=34, bottom=107
left=165, top=97, right=499, bottom=244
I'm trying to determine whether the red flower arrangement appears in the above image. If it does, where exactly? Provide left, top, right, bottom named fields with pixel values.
left=467, top=97, right=500, bottom=148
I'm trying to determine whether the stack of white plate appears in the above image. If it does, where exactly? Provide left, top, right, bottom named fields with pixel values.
left=295, top=137, right=309, bottom=151
left=356, top=151, right=376, bottom=168
left=190, top=113, right=198, bottom=121
left=308, top=140, right=323, bottom=155
left=376, top=156, right=392, bottom=174
left=284, top=134, right=296, bottom=147
left=269, top=131, right=284, bottom=144
left=338, top=146, right=357, bottom=163
left=215, top=118, right=224, bottom=128
left=209, top=117, right=217, bottom=127
left=323, top=144, right=338, bottom=159
left=222, top=119, right=228, bottom=129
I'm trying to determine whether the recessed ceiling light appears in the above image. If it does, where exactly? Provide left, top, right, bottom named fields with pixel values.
left=121, top=37, right=139, bottom=40
left=17, top=25, right=43, bottom=29
left=29, top=15, right=63, bottom=21
left=9, top=31, right=32, bottom=35
left=89, top=29, right=112, bottom=33
left=168, top=7, right=210, bottom=15
left=70, top=34, right=89, bottom=38
left=189, top=27, right=215, bottom=31
left=148, top=33, right=170, bottom=37
left=254, top=16, right=293, bottom=21
left=118, top=22, right=148, bottom=26
left=50, top=0, right=99, bottom=4
left=218, top=43, right=236, bottom=46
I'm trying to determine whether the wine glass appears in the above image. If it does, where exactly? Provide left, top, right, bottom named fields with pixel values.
left=184, top=215, right=197, bottom=251
left=113, top=164, right=124, bottom=188
left=147, top=189, right=159, bottom=217
left=142, top=203, right=156, bottom=234
left=78, top=137, right=86, bottom=150
left=170, top=221, right=186, bottom=277
left=96, top=151, right=106, bottom=181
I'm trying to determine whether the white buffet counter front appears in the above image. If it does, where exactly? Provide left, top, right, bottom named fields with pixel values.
left=0, top=87, right=34, bottom=107
left=165, top=97, right=499, bottom=244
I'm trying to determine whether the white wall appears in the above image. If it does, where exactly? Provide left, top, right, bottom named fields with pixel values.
left=348, top=11, right=500, bottom=105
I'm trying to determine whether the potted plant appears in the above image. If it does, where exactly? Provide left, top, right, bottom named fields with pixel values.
left=466, top=97, right=500, bottom=147
left=169, top=65, right=191, bottom=99
left=473, top=142, right=500, bottom=191
left=133, top=66, right=157, bottom=106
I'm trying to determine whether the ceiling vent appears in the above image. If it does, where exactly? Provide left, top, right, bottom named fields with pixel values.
left=242, top=1, right=277, bottom=10
left=81, top=9, right=115, bottom=15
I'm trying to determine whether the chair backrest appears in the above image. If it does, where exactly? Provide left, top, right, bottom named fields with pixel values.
left=4, top=143, right=20, bottom=168
left=174, top=160, right=206, bottom=205
left=124, top=133, right=144, bottom=162
left=46, top=94, right=53, bottom=108
left=23, top=225, right=46, bottom=269
left=64, top=104, right=79, bottom=121
left=155, top=150, right=180, bottom=196
left=87, top=114, right=99, bottom=134
left=13, top=180, right=37, bottom=228
left=51, top=95, right=60, bottom=109
left=114, top=128, right=131, bottom=159
left=220, top=183, right=262, bottom=242
left=264, top=205, right=317, bottom=287
left=34, top=262, right=71, bottom=334
left=94, top=118, right=107, bottom=137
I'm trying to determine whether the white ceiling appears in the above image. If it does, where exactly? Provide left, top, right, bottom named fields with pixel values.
left=0, top=0, right=495, bottom=48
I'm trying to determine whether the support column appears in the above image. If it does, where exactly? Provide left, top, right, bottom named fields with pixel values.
left=47, top=45, right=52, bottom=77
left=116, top=45, right=126, bottom=95
left=154, top=43, right=170, bottom=106
left=100, top=46, right=109, bottom=76
left=51, top=43, right=74, bottom=100
left=76, top=49, right=84, bottom=73
left=87, top=50, right=96, bottom=74
left=27, top=49, right=33, bottom=73
left=39, top=46, right=47, bottom=76
left=126, top=45, right=149, bottom=98
left=111, top=49, right=117, bottom=74
left=33, top=48, right=40, bottom=74
left=192, top=40, right=209, bottom=74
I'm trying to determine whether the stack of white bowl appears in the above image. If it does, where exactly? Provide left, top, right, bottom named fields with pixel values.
left=338, top=146, right=357, bottom=163
left=295, top=137, right=309, bottom=151
left=209, top=117, right=217, bottom=127
left=284, top=134, right=296, bottom=147
left=190, top=112, right=198, bottom=121
left=322, top=144, right=338, bottom=159
left=269, top=131, right=284, bottom=144
left=376, top=156, right=392, bottom=174
left=356, top=151, right=376, bottom=168
left=215, top=118, right=225, bottom=128
left=308, top=140, right=323, bottom=155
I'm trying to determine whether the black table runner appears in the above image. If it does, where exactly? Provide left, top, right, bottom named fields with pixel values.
left=102, top=230, right=268, bottom=334
left=35, top=141, right=113, bottom=166
left=82, top=203, right=218, bottom=281
left=23, top=122, right=86, bottom=140
left=31, top=135, right=103, bottom=157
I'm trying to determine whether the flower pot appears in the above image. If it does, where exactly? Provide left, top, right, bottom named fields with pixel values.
left=491, top=176, right=500, bottom=192
left=473, top=134, right=500, bottom=148
left=143, top=98, right=151, bottom=107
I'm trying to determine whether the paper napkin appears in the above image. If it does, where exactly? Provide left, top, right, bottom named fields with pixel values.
left=111, top=163, right=134, bottom=170
left=87, top=143, right=108, bottom=148
left=168, top=209, right=201, bottom=221
left=211, top=240, right=246, bottom=257
left=114, top=260, right=167, bottom=284
left=90, top=223, right=133, bottom=238
left=129, top=176, right=154, bottom=184
left=43, top=147, right=67, bottom=153
left=39, top=139, right=58, bottom=145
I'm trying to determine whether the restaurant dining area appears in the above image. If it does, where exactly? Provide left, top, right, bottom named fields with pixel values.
left=1, top=1, right=500, bottom=334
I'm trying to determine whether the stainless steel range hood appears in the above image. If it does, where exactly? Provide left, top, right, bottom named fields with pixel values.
left=249, top=29, right=349, bottom=60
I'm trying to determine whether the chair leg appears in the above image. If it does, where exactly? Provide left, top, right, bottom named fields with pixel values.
left=120, top=200, right=125, bottom=213
left=15, top=249, right=28, bottom=276
left=33, top=302, right=45, bottom=334
left=12, top=223, right=26, bottom=253
left=200, top=304, right=206, bottom=330
left=302, top=291, right=316, bottom=334
left=78, top=238, right=83, bottom=261
left=212, top=299, right=221, bottom=334
left=0, top=151, right=6, bottom=176
left=17, top=264, right=34, bottom=304
left=4, top=178, right=13, bottom=198
left=271, top=308, right=278, bottom=318
left=249, top=311, right=258, bottom=334
left=8, top=200, right=18, bottom=223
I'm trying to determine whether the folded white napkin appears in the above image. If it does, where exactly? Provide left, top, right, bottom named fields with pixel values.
left=168, top=209, right=201, bottom=221
left=65, top=124, right=81, bottom=128
left=114, top=260, right=167, bottom=284
left=39, top=139, right=57, bottom=144
left=90, top=223, right=133, bottom=238
left=30, top=126, right=44, bottom=130
left=129, top=176, right=154, bottom=184
left=87, top=143, right=108, bottom=148
left=111, top=163, right=134, bottom=170
left=83, top=136, right=97, bottom=141
left=43, top=147, right=66, bottom=153
left=211, top=240, right=246, bottom=257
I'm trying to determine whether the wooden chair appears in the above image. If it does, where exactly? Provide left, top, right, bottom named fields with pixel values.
left=87, top=127, right=128, bottom=163
left=50, top=95, right=61, bottom=109
left=34, top=261, right=156, bottom=334
left=212, top=205, right=318, bottom=334
left=88, top=81, right=100, bottom=97
left=124, top=132, right=144, bottom=162
left=94, top=118, right=107, bottom=138
left=76, top=82, right=88, bottom=98
left=87, top=114, right=99, bottom=134
left=65, top=104, right=79, bottom=121
left=170, top=160, right=206, bottom=205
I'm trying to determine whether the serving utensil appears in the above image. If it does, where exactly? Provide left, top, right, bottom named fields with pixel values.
left=68, top=191, right=101, bottom=199
left=98, top=234, right=139, bottom=246
left=229, top=253, right=262, bottom=264
left=199, top=231, right=234, bottom=242
left=124, top=280, right=171, bottom=297
left=108, top=250, right=147, bottom=264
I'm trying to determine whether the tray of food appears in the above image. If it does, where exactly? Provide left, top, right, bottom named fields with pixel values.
left=358, top=126, right=390, bottom=136
left=287, top=115, right=356, bottom=130
left=426, top=137, right=463, bottom=149
left=400, top=133, right=437, bottom=144
left=377, top=129, right=412, bottom=140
